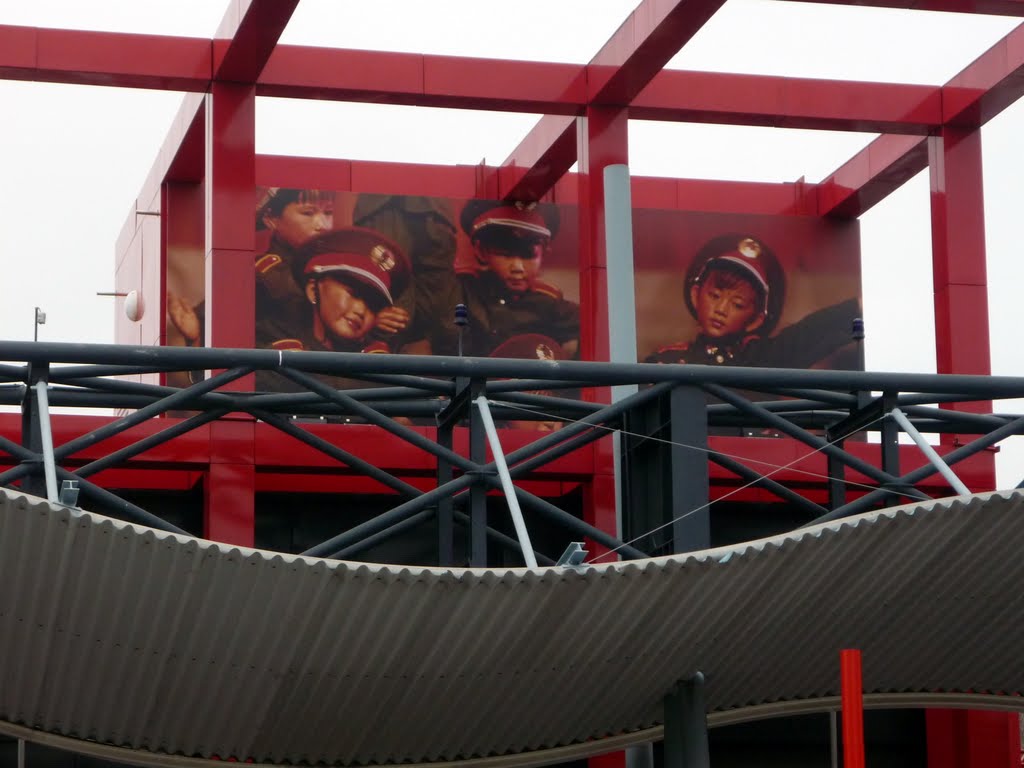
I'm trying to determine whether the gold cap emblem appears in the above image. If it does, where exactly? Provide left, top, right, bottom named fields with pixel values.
left=738, top=238, right=761, bottom=259
left=370, top=245, right=396, bottom=272
left=535, top=343, right=555, bottom=361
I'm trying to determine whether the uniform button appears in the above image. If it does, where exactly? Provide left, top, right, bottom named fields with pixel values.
left=499, top=299, right=506, bottom=305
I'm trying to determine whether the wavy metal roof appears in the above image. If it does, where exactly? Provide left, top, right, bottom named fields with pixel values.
left=0, top=488, right=1022, bottom=767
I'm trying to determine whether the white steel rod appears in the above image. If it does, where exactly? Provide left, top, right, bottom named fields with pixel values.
left=890, top=408, right=970, bottom=496
left=35, top=380, right=59, bottom=503
left=474, top=396, right=539, bottom=569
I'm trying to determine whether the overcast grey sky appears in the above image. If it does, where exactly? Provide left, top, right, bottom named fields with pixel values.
left=1, top=0, right=1023, bottom=485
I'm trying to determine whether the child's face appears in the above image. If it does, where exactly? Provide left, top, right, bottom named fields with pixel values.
left=307, top=276, right=379, bottom=341
left=690, top=275, right=764, bottom=339
left=265, top=198, right=334, bottom=249
left=484, top=248, right=542, bottom=292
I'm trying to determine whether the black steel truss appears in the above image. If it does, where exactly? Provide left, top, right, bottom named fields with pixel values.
left=1, top=339, right=1022, bottom=565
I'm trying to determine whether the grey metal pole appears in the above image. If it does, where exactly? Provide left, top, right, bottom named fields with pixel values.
left=475, top=396, right=538, bottom=569
left=34, top=380, right=58, bottom=502
left=890, top=408, right=971, bottom=496
left=604, top=163, right=639, bottom=546
left=663, top=673, right=710, bottom=768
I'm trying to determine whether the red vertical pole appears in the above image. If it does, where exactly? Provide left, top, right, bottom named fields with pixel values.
left=927, top=123, right=1015, bottom=768
left=841, top=648, right=866, bottom=768
left=202, top=81, right=257, bottom=546
left=927, top=127, right=994, bottom=461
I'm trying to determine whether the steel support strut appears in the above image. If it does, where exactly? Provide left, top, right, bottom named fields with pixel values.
left=663, top=673, right=710, bottom=768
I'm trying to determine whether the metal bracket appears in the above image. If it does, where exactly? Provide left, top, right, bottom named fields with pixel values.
left=59, top=479, right=80, bottom=508
left=556, top=542, right=588, bottom=568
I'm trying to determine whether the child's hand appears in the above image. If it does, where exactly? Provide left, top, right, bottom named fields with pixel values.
left=168, top=293, right=201, bottom=346
left=375, top=306, right=410, bottom=335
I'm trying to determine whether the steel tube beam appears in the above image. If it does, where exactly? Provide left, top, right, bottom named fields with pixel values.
left=703, top=383, right=929, bottom=501
left=5, top=341, right=1024, bottom=398
left=251, top=409, right=420, bottom=498
left=53, top=366, right=252, bottom=461
left=487, top=479, right=648, bottom=560
left=75, top=409, right=230, bottom=479
left=330, top=509, right=436, bottom=560
left=476, top=397, right=538, bottom=569
left=55, top=467, right=188, bottom=535
left=708, top=452, right=828, bottom=518
left=809, top=414, right=1024, bottom=524
left=34, top=381, right=58, bottom=503
left=280, top=368, right=479, bottom=473
left=890, top=408, right=971, bottom=496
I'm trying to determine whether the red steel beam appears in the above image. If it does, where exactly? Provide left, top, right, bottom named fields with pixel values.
left=815, top=134, right=929, bottom=218
left=499, top=0, right=729, bottom=200
left=212, top=0, right=301, bottom=82
left=0, top=24, right=210, bottom=91
left=632, top=70, right=940, bottom=134
left=943, top=23, right=1024, bottom=126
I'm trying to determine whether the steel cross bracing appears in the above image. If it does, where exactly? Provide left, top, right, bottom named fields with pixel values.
left=0, top=340, right=1020, bottom=564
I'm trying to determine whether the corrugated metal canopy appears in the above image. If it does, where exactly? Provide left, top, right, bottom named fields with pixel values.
left=0, top=488, right=1023, bottom=768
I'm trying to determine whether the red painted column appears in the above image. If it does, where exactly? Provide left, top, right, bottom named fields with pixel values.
left=927, top=128, right=994, bottom=431
left=927, top=127, right=1012, bottom=766
left=577, top=107, right=628, bottom=563
left=840, top=649, right=865, bottom=768
left=202, top=82, right=257, bottom=545
left=927, top=710, right=1021, bottom=768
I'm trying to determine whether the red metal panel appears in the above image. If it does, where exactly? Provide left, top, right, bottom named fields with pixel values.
left=927, top=710, right=1021, bottom=768
left=213, top=0, right=300, bottom=82
left=205, top=82, right=256, bottom=357
left=928, top=127, right=991, bottom=394
left=204, top=462, right=255, bottom=546
left=256, top=155, right=353, bottom=191
left=34, top=27, right=210, bottom=91
left=0, top=24, right=36, bottom=73
left=673, top=178, right=814, bottom=216
left=350, top=161, right=478, bottom=198
left=816, top=135, right=929, bottom=218
left=632, top=71, right=941, bottom=134
left=210, top=420, right=256, bottom=466
left=577, top=106, right=628, bottom=364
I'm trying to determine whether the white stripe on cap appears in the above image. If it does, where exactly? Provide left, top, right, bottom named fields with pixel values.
left=310, top=264, right=393, bottom=305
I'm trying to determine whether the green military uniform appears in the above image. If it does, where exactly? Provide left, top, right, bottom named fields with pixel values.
left=645, top=297, right=861, bottom=369
left=436, top=270, right=578, bottom=357
left=353, top=195, right=458, bottom=350
left=255, top=238, right=310, bottom=348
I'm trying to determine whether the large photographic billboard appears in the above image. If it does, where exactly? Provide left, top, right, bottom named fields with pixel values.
left=166, top=188, right=862, bottom=385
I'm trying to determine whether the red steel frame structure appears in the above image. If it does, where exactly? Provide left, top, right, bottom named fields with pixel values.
left=1, top=0, right=1022, bottom=764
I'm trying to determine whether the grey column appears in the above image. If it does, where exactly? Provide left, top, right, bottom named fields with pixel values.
left=604, top=163, right=638, bottom=542
left=663, top=673, right=710, bottom=768
left=671, top=386, right=709, bottom=552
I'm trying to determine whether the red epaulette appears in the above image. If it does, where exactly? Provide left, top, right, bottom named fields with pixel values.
left=363, top=341, right=390, bottom=354
left=271, top=338, right=304, bottom=351
left=531, top=279, right=564, bottom=300
left=255, top=253, right=283, bottom=274
left=656, top=341, right=691, bottom=354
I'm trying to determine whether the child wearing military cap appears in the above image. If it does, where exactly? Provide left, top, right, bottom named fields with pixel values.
left=433, top=199, right=579, bottom=358
left=646, top=234, right=860, bottom=368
